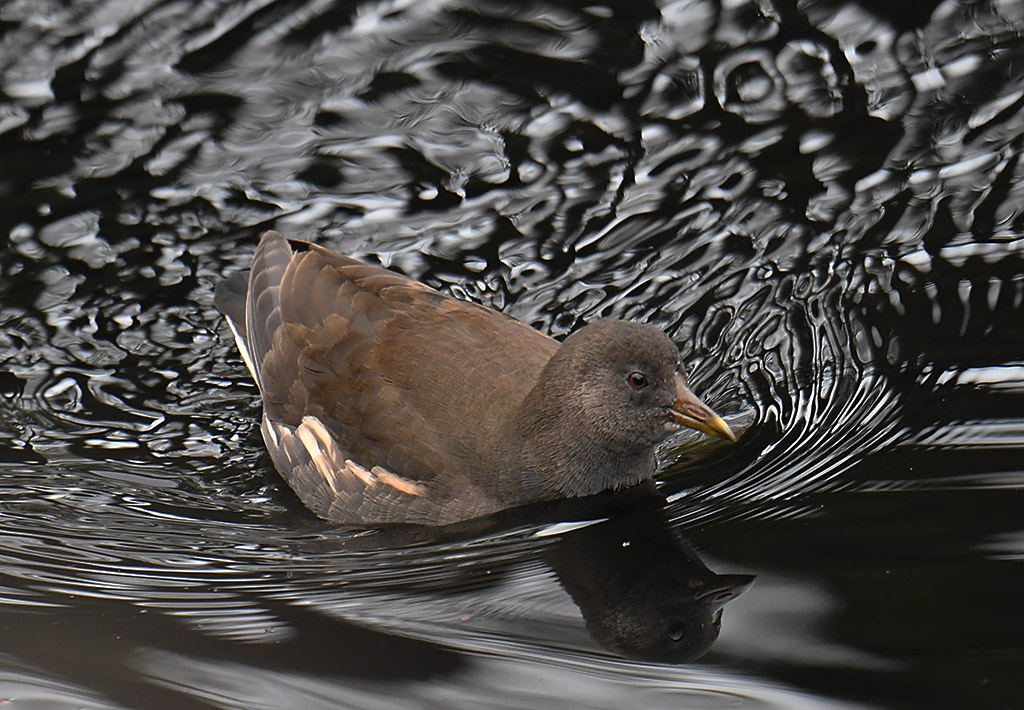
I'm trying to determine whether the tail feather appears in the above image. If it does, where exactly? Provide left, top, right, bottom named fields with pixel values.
left=214, top=271, right=249, bottom=335
left=215, top=270, right=259, bottom=383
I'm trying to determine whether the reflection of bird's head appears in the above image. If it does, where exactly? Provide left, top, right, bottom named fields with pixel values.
left=580, top=573, right=755, bottom=663
left=546, top=500, right=755, bottom=664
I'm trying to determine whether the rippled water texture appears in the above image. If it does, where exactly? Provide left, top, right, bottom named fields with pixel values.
left=1, top=0, right=1023, bottom=708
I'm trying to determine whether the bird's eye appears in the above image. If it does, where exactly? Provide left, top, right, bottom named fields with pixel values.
left=666, top=623, right=686, bottom=642
left=628, top=372, right=648, bottom=389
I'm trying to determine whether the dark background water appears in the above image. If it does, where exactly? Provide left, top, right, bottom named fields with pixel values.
left=1, top=0, right=1023, bottom=708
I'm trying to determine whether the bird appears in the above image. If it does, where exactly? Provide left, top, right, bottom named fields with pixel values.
left=214, top=230, right=736, bottom=526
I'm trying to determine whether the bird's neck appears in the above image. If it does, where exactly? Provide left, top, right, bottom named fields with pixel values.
left=496, top=388, right=655, bottom=502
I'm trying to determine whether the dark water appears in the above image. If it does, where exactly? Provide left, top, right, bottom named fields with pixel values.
left=1, top=0, right=1023, bottom=708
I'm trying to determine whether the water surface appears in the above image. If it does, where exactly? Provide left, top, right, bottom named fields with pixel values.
left=1, top=1, right=1023, bottom=708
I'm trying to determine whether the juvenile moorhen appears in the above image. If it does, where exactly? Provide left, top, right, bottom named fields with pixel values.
left=215, top=231, right=735, bottom=526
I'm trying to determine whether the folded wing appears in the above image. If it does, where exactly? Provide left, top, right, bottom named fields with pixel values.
left=217, top=231, right=557, bottom=525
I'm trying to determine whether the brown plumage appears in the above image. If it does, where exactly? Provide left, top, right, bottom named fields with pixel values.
left=215, top=231, right=735, bottom=526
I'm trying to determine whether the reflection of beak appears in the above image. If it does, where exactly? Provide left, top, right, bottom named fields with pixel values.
left=668, top=373, right=737, bottom=441
left=696, top=574, right=757, bottom=609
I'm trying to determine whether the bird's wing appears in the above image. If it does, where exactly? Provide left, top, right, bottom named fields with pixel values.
left=217, top=231, right=556, bottom=525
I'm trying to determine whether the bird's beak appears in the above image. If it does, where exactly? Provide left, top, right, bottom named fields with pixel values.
left=695, top=574, right=757, bottom=608
left=668, top=373, right=737, bottom=441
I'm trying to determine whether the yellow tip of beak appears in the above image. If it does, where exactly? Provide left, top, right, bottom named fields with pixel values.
left=703, top=412, right=737, bottom=442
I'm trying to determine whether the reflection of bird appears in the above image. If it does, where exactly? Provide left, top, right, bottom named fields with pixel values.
left=215, top=231, right=735, bottom=526
left=546, top=489, right=754, bottom=663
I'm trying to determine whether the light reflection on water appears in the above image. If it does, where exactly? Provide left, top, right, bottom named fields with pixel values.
left=1, top=0, right=1023, bottom=708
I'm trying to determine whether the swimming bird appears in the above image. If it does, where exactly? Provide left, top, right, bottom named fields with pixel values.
left=215, top=231, right=735, bottom=526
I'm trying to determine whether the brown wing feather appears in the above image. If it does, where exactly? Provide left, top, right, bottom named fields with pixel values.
left=239, top=231, right=557, bottom=525
left=261, top=416, right=480, bottom=525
